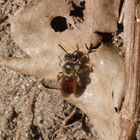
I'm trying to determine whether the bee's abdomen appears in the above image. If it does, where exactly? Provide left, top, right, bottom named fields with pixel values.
left=60, top=78, right=77, bottom=96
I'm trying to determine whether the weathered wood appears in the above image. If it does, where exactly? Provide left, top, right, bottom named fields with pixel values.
left=120, top=0, right=140, bottom=139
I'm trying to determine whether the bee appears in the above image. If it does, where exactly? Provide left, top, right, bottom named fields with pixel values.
left=57, top=44, right=95, bottom=97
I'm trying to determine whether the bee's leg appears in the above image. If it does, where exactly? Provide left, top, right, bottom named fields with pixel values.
left=74, top=75, right=82, bottom=86
left=79, top=63, right=94, bottom=74
left=57, top=72, right=63, bottom=81
left=85, top=63, right=95, bottom=72
left=84, top=44, right=90, bottom=59
left=79, top=67, right=89, bottom=74
left=85, top=43, right=97, bottom=54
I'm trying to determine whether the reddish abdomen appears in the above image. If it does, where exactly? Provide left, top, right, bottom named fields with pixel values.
left=60, top=78, right=77, bottom=96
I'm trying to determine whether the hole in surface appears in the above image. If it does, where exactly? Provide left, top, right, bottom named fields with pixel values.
left=50, top=16, right=68, bottom=32
left=70, top=1, right=85, bottom=21
left=117, top=23, right=124, bottom=33
left=96, top=32, right=113, bottom=43
left=115, top=107, right=118, bottom=112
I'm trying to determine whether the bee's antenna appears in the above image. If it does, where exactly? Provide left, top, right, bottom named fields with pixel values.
left=85, top=43, right=97, bottom=54
left=58, top=44, right=69, bottom=54
left=76, top=44, right=79, bottom=51
left=85, top=43, right=89, bottom=50
left=85, top=43, right=90, bottom=54
left=72, top=44, right=79, bottom=54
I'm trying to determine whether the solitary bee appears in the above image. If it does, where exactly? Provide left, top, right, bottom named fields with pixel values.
left=57, top=44, right=94, bottom=97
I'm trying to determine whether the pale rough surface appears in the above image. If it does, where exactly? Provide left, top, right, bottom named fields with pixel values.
left=0, top=0, right=125, bottom=139
left=1, top=0, right=139, bottom=140
left=66, top=44, right=125, bottom=139
left=92, top=0, right=120, bottom=32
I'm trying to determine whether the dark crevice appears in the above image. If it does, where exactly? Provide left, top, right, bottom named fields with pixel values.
left=50, top=16, right=68, bottom=32
left=94, top=0, right=125, bottom=44
left=117, top=0, right=124, bottom=34
left=117, top=23, right=124, bottom=34
left=93, top=30, right=124, bottom=49
left=0, top=16, right=9, bottom=24
left=66, top=109, right=82, bottom=125
left=115, top=107, right=118, bottom=112
left=30, top=124, right=44, bottom=140
left=82, top=115, right=93, bottom=136
left=119, top=0, right=125, bottom=16
left=115, top=96, right=124, bottom=113
left=70, top=1, right=85, bottom=21
left=30, top=98, right=36, bottom=115
left=96, top=32, right=113, bottom=43
left=29, top=88, right=44, bottom=140
left=9, top=107, right=19, bottom=121
left=7, top=107, right=19, bottom=130
left=112, top=91, right=114, bottom=99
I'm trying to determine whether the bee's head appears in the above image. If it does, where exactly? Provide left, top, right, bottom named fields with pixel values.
left=58, top=44, right=84, bottom=63
left=64, top=52, right=78, bottom=63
